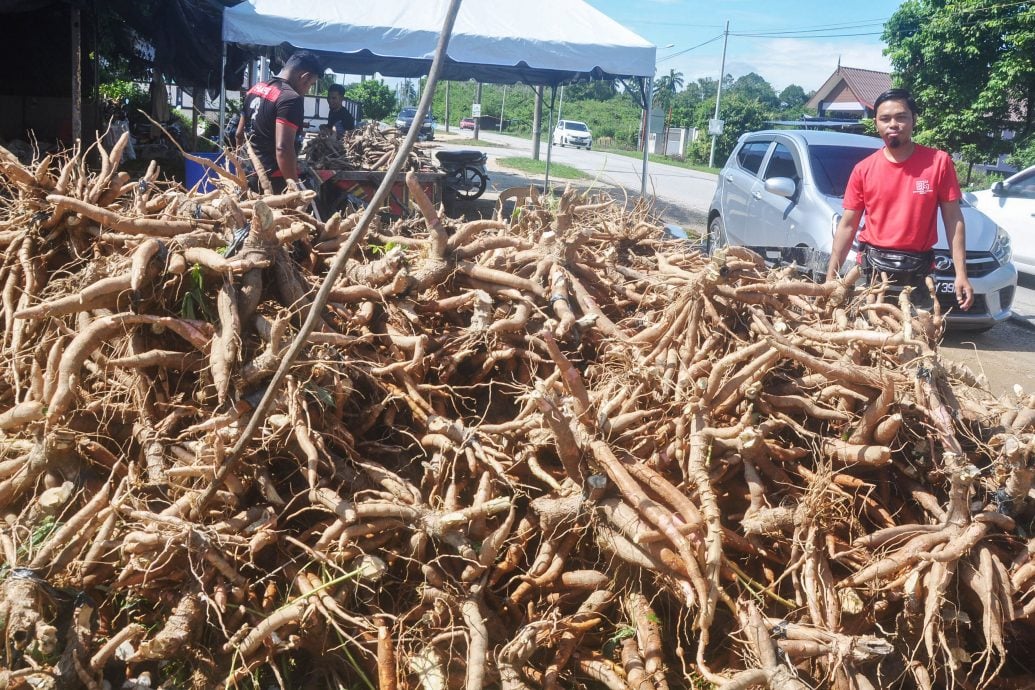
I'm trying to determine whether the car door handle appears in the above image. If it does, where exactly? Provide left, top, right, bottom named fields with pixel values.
left=725, top=175, right=734, bottom=182
left=752, top=191, right=762, bottom=199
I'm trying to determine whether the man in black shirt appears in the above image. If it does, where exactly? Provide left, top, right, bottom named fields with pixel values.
left=326, top=84, right=355, bottom=136
left=236, top=51, right=322, bottom=193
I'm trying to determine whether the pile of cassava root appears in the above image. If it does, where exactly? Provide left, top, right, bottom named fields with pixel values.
left=1, top=134, right=1035, bottom=690
left=302, top=123, right=433, bottom=173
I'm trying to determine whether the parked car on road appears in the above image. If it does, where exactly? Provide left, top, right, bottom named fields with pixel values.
left=707, top=129, right=1017, bottom=330
left=394, top=107, right=435, bottom=139
left=552, top=119, right=592, bottom=149
left=459, top=117, right=476, bottom=130
left=965, top=165, right=1035, bottom=276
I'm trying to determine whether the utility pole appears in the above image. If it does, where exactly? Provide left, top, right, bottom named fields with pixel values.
left=473, top=81, right=483, bottom=139
left=708, top=20, right=730, bottom=169
left=445, top=81, right=450, bottom=133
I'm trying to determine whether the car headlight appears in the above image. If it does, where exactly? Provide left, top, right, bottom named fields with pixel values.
left=990, top=226, right=1012, bottom=265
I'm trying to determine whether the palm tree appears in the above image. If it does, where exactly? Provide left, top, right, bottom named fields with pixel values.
left=652, top=68, right=685, bottom=109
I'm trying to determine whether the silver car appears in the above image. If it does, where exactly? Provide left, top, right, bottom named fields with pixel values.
left=707, top=129, right=1016, bottom=330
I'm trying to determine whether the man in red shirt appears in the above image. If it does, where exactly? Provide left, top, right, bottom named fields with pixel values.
left=236, top=51, right=322, bottom=193
left=826, top=89, right=973, bottom=311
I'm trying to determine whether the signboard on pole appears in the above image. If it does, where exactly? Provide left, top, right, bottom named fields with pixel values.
left=472, top=103, right=481, bottom=117
left=708, top=118, right=724, bottom=136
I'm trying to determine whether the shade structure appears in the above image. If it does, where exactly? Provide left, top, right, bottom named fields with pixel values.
left=222, top=0, right=656, bottom=86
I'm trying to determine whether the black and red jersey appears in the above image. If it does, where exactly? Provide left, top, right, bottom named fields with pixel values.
left=242, top=77, right=304, bottom=176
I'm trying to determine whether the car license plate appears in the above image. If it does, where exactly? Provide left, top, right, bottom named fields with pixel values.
left=935, top=281, right=955, bottom=295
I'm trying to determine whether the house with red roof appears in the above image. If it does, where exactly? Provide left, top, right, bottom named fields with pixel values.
left=806, top=65, right=892, bottom=119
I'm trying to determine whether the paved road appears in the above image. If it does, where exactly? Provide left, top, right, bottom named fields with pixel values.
left=434, top=130, right=716, bottom=227
left=941, top=279, right=1035, bottom=395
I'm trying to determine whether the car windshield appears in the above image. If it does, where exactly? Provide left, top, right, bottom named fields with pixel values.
left=808, top=144, right=876, bottom=197
left=399, top=108, right=416, bottom=118
left=565, top=122, right=589, bottom=132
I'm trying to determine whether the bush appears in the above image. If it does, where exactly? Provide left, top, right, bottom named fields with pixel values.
left=98, top=80, right=149, bottom=123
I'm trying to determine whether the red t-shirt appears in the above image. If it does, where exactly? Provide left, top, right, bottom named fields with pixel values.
left=843, top=144, right=961, bottom=253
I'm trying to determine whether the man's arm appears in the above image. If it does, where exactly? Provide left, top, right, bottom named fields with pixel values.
left=825, top=209, right=862, bottom=281
left=274, top=120, right=300, bottom=183
left=235, top=113, right=246, bottom=148
left=941, top=199, right=974, bottom=310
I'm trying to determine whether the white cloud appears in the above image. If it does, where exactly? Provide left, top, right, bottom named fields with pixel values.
left=669, top=38, right=892, bottom=93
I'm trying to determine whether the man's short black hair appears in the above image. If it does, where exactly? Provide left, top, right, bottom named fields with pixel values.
left=874, top=88, right=918, bottom=117
left=284, top=51, right=324, bottom=76
left=327, top=83, right=345, bottom=96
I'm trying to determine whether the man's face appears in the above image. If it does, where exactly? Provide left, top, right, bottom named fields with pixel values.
left=328, top=91, right=343, bottom=109
left=875, top=99, right=914, bottom=149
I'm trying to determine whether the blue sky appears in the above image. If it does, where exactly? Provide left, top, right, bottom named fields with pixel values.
left=587, top=0, right=906, bottom=93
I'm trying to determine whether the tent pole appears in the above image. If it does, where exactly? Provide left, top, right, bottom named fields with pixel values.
left=218, top=42, right=228, bottom=147
left=641, top=76, right=652, bottom=198
left=544, top=85, right=557, bottom=190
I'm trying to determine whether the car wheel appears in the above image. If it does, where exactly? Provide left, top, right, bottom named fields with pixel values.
left=706, top=215, right=728, bottom=255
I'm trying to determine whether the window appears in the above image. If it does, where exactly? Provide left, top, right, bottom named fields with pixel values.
left=736, top=141, right=770, bottom=175
left=1007, top=170, right=1035, bottom=199
left=764, top=143, right=800, bottom=185
left=808, top=144, right=875, bottom=197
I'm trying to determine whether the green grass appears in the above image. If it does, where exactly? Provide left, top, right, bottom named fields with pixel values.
left=496, top=157, right=590, bottom=180
left=596, top=147, right=720, bottom=175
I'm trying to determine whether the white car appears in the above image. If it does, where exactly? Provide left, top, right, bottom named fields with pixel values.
left=553, top=119, right=592, bottom=149
left=966, top=165, right=1035, bottom=276
left=707, top=130, right=1017, bottom=330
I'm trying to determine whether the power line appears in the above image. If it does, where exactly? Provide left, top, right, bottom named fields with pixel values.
left=731, top=30, right=885, bottom=39
left=655, top=34, right=725, bottom=63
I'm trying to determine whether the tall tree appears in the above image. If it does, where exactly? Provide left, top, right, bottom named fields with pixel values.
left=729, top=72, right=778, bottom=107
left=884, top=0, right=1035, bottom=164
left=653, top=68, right=685, bottom=110
left=778, top=85, right=808, bottom=109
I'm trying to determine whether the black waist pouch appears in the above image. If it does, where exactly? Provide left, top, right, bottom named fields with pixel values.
left=862, top=244, right=933, bottom=282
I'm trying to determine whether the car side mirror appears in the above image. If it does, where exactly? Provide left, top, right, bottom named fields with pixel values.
left=991, top=181, right=1006, bottom=196
left=765, top=176, right=796, bottom=198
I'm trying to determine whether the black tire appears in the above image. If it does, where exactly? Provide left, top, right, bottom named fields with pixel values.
left=706, top=215, right=727, bottom=255
left=452, top=166, right=488, bottom=200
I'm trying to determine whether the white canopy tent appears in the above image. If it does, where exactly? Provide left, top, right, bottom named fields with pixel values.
left=220, top=0, right=657, bottom=192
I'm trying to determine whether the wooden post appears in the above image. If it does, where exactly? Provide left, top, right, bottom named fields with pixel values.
left=532, top=86, right=543, bottom=161
left=444, top=81, right=450, bottom=133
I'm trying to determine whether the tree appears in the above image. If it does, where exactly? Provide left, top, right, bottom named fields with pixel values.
left=565, top=80, right=618, bottom=101
left=398, top=79, right=418, bottom=107
left=884, top=0, right=1035, bottom=165
left=653, top=69, right=685, bottom=110
left=778, top=85, right=808, bottom=109
left=345, top=80, right=397, bottom=122
left=729, top=72, right=778, bottom=107
left=687, top=94, right=769, bottom=166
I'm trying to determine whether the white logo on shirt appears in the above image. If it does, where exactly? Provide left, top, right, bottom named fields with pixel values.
left=914, top=180, right=932, bottom=194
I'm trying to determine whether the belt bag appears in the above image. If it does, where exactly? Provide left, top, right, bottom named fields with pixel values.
left=863, top=245, right=933, bottom=280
